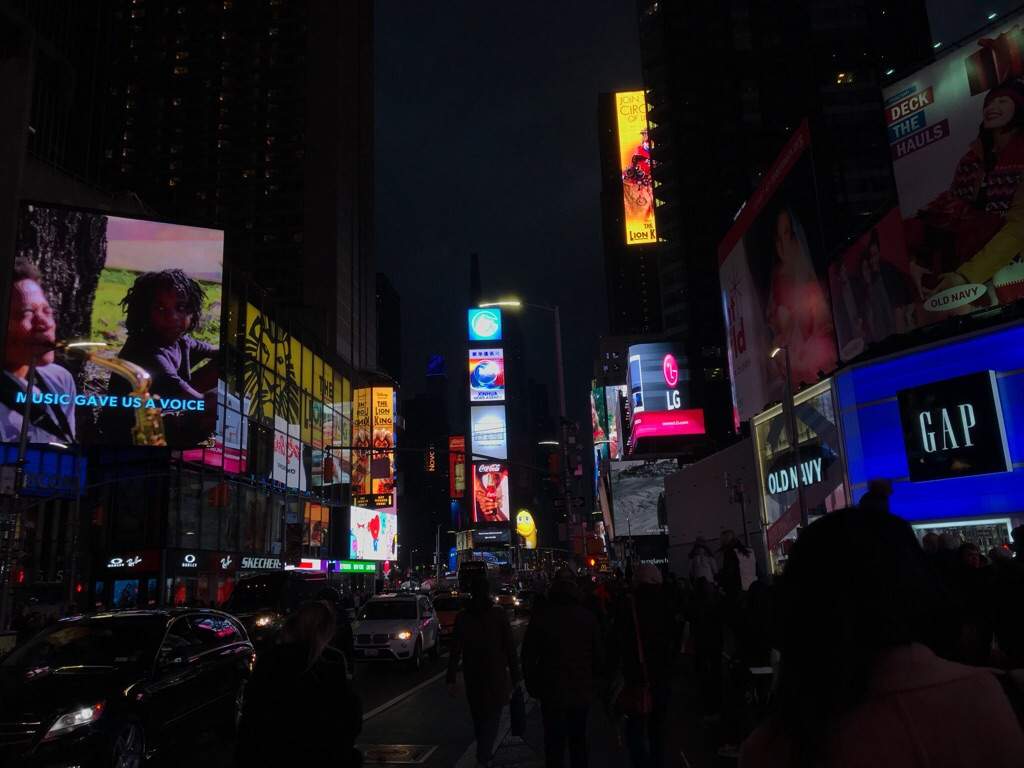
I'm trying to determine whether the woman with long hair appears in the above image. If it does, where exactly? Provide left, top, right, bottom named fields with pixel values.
left=237, top=601, right=363, bottom=766
left=740, top=508, right=1024, bottom=767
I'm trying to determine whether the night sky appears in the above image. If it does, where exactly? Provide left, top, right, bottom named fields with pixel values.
left=375, top=0, right=642, bottom=429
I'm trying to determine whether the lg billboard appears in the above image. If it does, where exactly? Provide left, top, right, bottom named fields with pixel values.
left=625, top=343, right=705, bottom=448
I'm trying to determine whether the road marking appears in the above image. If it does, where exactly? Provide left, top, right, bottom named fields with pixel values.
left=362, top=666, right=450, bottom=722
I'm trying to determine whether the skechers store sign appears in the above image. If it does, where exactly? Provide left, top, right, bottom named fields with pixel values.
left=837, top=323, right=1024, bottom=523
left=897, top=372, right=1011, bottom=483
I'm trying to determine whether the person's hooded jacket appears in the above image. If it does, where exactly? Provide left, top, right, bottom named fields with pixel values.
left=521, top=578, right=605, bottom=706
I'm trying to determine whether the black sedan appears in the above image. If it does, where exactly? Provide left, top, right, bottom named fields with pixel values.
left=0, top=609, right=253, bottom=768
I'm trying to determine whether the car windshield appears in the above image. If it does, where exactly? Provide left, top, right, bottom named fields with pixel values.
left=1, top=618, right=164, bottom=671
left=432, top=596, right=467, bottom=611
left=359, top=601, right=417, bottom=620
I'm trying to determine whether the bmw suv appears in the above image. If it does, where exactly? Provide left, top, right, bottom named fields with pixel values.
left=351, top=594, right=439, bottom=671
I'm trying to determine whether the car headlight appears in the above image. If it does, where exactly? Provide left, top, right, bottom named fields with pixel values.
left=513, top=598, right=520, bottom=606
left=395, top=630, right=413, bottom=641
left=43, top=702, right=104, bottom=742
left=255, top=615, right=274, bottom=628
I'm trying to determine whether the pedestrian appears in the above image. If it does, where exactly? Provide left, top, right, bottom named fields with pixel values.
left=688, top=538, right=717, bottom=586
left=613, top=564, right=675, bottom=768
left=522, top=567, right=604, bottom=768
left=739, top=507, right=1024, bottom=768
left=237, top=600, right=362, bottom=767
left=447, top=577, right=521, bottom=768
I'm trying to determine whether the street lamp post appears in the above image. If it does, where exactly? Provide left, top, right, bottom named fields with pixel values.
left=771, top=346, right=808, bottom=529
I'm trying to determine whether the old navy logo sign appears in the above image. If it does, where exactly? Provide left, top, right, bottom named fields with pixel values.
left=468, top=308, right=502, bottom=341
left=766, top=457, right=823, bottom=495
left=924, top=283, right=987, bottom=313
left=662, top=354, right=679, bottom=387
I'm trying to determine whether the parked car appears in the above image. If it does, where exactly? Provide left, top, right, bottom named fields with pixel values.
left=431, top=593, right=469, bottom=643
left=351, top=594, right=439, bottom=670
left=222, top=570, right=327, bottom=647
left=0, top=609, right=253, bottom=767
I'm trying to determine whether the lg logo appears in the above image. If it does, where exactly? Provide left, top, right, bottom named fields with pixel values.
left=662, top=354, right=679, bottom=387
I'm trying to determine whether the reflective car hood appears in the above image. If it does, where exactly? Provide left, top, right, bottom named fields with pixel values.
left=0, top=664, right=138, bottom=722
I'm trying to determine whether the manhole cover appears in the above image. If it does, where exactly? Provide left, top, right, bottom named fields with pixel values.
left=362, top=744, right=438, bottom=764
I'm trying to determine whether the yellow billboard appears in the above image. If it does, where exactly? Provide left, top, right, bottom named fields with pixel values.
left=615, top=91, right=657, bottom=246
left=352, top=386, right=395, bottom=508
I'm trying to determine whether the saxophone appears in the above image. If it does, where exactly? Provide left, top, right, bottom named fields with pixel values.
left=67, top=347, right=167, bottom=447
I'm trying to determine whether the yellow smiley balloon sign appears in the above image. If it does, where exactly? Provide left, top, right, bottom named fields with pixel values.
left=516, top=509, right=537, bottom=550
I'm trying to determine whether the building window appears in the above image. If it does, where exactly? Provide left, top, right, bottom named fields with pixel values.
left=836, top=71, right=855, bottom=86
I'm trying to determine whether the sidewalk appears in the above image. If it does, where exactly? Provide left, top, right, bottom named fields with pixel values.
left=464, top=660, right=732, bottom=768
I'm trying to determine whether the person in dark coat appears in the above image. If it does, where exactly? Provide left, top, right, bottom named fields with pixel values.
left=612, top=564, right=676, bottom=768
left=447, top=577, right=521, bottom=768
left=522, top=567, right=604, bottom=768
left=237, top=600, right=362, bottom=767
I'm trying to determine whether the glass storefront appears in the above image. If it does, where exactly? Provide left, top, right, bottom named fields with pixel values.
left=836, top=321, right=1024, bottom=542
left=752, top=379, right=849, bottom=571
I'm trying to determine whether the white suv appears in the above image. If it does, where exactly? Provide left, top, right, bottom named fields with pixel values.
left=352, top=593, right=440, bottom=670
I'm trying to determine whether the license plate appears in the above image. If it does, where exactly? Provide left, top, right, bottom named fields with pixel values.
left=363, top=648, right=379, bottom=657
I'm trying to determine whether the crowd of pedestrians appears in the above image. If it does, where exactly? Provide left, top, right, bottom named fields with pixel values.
left=445, top=505, right=1024, bottom=767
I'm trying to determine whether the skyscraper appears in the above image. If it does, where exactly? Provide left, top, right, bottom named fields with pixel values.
left=98, top=0, right=375, bottom=368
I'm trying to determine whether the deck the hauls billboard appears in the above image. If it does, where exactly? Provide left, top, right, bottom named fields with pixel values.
left=352, top=387, right=395, bottom=508
left=350, top=504, right=398, bottom=561
left=8, top=204, right=223, bottom=448
left=719, top=122, right=838, bottom=425
left=469, top=348, right=505, bottom=402
left=884, top=15, right=1024, bottom=318
left=615, top=91, right=657, bottom=246
left=626, top=343, right=705, bottom=448
left=472, top=461, right=511, bottom=523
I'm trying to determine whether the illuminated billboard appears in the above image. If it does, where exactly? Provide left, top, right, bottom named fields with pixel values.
left=350, top=505, right=398, bottom=561
left=609, top=460, right=675, bottom=539
left=625, top=343, right=705, bottom=447
left=615, top=91, right=657, bottom=246
left=881, top=16, right=1024, bottom=333
left=8, top=204, right=223, bottom=449
left=472, top=461, right=511, bottom=523
left=591, top=384, right=626, bottom=461
left=469, top=348, right=505, bottom=402
left=351, top=386, right=395, bottom=508
left=449, top=434, right=466, bottom=498
left=240, top=303, right=351, bottom=487
left=470, top=404, right=507, bottom=460
left=718, top=122, right=838, bottom=424
left=468, top=308, right=502, bottom=342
